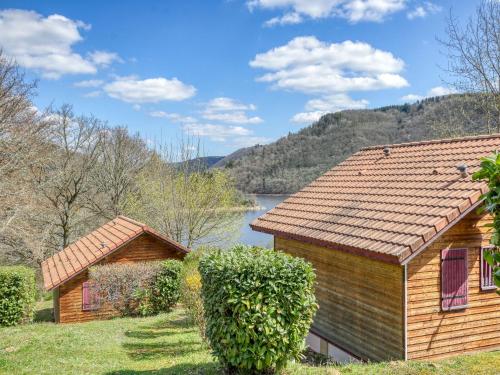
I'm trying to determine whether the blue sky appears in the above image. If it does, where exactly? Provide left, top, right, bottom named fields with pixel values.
left=0, top=0, right=478, bottom=155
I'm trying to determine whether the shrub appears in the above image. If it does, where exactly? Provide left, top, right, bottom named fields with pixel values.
left=0, top=266, right=36, bottom=326
left=89, top=262, right=163, bottom=317
left=199, top=245, right=318, bottom=373
left=180, top=247, right=211, bottom=341
left=150, top=259, right=183, bottom=313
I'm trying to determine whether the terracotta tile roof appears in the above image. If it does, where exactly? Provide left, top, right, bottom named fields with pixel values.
left=41, top=216, right=189, bottom=290
left=251, top=134, right=500, bottom=264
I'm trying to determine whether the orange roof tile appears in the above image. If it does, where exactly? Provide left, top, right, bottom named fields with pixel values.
left=41, top=216, right=189, bottom=290
left=251, top=134, right=500, bottom=264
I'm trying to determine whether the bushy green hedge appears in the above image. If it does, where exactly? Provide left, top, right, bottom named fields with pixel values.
left=0, top=266, right=36, bottom=326
left=90, top=260, right=183, bottom=317
left=199, top=245, right=318, bottom=373
left=150, top=259, right=183, bottom=314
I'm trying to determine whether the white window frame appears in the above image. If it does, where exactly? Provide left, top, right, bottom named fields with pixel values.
left=481, top=246, right=496, bottom=291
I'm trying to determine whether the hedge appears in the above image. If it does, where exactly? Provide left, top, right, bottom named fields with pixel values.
left=0, top=266, right=36, bottom=326
left=89, top=260, right=183, bottom=317
left=199, top=245, right=318, bottom=373
left=150, top=259, right=183, bottom=314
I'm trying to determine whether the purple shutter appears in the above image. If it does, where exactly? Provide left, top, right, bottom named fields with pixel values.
left=82, top=281, right=91, bottom=311
left=441, top=248, right=468, bottom=311
left=481, top=247, right=496, bottom=291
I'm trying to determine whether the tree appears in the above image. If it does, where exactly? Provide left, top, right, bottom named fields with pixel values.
left=125, top=141, right=242, bottom=247
left=0, top=51, right=51, bottom=266
left=32, top=104, right=104, bottom=251
left=472, top=152, right=500, bottom=293
left=440, top=0, right=500, bottom=132
left=89, top=127, right=150, bottom=218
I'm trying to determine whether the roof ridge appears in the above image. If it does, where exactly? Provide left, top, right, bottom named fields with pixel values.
left=360, top=133, right=500, bottom=151
left=117, top=215, right=146, bottom=227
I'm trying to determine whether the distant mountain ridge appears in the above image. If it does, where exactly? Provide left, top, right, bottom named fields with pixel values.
left=212, top=95, right=493, bottom=194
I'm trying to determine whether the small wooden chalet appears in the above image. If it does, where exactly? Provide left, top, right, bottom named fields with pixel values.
left=41, top=216, right=189, bottom=323
left=251, top=134, right=500, bottom=362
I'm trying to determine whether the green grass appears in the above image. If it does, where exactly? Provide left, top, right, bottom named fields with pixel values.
left=0, top=301, right=499, bottom=375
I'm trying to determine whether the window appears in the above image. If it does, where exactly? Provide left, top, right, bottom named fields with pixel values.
left=481, top=246, right=496, bottom=291
left=82, top=281, right=100, bottom=311
left=441, top=248, right=468, bottom=311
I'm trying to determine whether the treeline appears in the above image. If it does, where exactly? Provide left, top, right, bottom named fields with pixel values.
left=220, top=95, right=498, bottom=194
left=0, top=53, right=242, bottom=269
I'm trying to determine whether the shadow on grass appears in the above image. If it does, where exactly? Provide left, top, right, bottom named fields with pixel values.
left=105, top=362, right=221, bottom=375
left=34, top=307, right=53, bottom=323
left=123, top=340, right=203, bottom=360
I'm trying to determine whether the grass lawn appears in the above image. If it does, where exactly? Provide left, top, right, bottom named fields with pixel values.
left=0, top=301, right=499, bottom=375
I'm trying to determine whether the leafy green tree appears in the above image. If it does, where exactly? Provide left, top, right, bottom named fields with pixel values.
left=472, top=152, right=500, bottom=292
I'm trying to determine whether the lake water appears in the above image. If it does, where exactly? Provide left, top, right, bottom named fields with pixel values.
left=230, top=194, right=288, bottom=249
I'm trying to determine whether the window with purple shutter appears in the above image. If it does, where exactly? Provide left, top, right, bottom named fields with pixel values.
left=481, top=246, right=496, bottom=291
left=82, top=281, right=100, bottom=311
left=441, top=248, right=468, bottom=311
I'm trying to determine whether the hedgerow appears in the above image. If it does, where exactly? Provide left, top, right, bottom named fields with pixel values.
left=0, top=266, right=36, bottom=326
left=199, top=245, right=317, bottom=374
left=150, top=259, right=183, bottom=313
left=89, top=260, right=182, bottom=317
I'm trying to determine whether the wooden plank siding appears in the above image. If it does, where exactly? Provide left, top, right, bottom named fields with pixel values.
left=275, top=237, right=405, bottom=362
left=56, top=233, right=184, bottom=323
left=407, top=211, right=500, bottom=360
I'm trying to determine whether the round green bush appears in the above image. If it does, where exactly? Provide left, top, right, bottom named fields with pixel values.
left=199, top=245, right=318, bottom=373
left=150, top=259, right=183, bottom=314
left=0, top=266, right=36, bottom=326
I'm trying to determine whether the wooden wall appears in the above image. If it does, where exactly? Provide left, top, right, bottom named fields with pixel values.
left=275, top=237, right=405, bottom=362
left=407, top=211, right=500, bottom=360
left=56, top=233, right=185, bottom=323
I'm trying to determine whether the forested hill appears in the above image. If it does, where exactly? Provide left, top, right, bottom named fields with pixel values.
left=216, top=95, right=494, bottom=194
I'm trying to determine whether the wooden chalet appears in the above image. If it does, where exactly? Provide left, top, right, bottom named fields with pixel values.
left=41, top=216, right=189, bottom=323
left=251, top=134, right=500, bottom=362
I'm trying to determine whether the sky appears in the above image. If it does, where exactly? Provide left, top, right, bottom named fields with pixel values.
left=0, top=0, right=479, bottom=155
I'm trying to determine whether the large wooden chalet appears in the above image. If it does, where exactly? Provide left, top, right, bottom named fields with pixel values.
left=251, top=134, right=500, bottom=362
left=41, top=216, right=189, bottom=323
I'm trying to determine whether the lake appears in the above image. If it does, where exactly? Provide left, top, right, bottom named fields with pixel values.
left=231, top=194, right=288, bottom=248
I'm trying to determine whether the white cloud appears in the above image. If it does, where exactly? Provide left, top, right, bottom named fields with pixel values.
left=204, top=97, right=256, bottom=112
left=264, top=12, right=302, bottom=27
left=83, top=90, right=101, bottom=98
left=132, top=104, right=141, bottom=111
left=149, top=111, right=197, bottom=123
left=401, top=86, right=456, bottom=102
left=183, top=123, right=252, bottom=142
left=88, top=50, right=122, bottom=66
left=0, top=9, right=119, bottom=79
left=291, top=111, right=327, bottom=124
left=248, top=0, right=407, bottom=25
left=103, top=76, right=196, bottom=103
left=202, top=111, right=263, bottom=124
left=74, top=79, right=104, bottom=88
left=202, top=97, right=263, bottom=124
left=292, top=94, right=369, bottom=123
left=305, top=94, right=369, bottom=111
left=407, top=2, right=441, bottom=20
left=182, top=122, right=270, bottom=147
left=250, top=36, right=408, bottom=94
left=400, top=93, right=423, bottom=101
left=427, top=86, right=456, bottom=96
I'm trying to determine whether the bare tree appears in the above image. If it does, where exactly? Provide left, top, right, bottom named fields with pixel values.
left=89, top=127, right=150, bottom=218
left=440, top=0, right=500, bottom=132
left=0, top=51, right=52, bottom=266
left=32, top=104, right=104, bottom=251
left=125, top=139, right=242, bottom=248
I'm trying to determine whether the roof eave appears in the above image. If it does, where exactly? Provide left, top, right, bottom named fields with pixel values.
left=250, top=223, right=401, bottom=265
